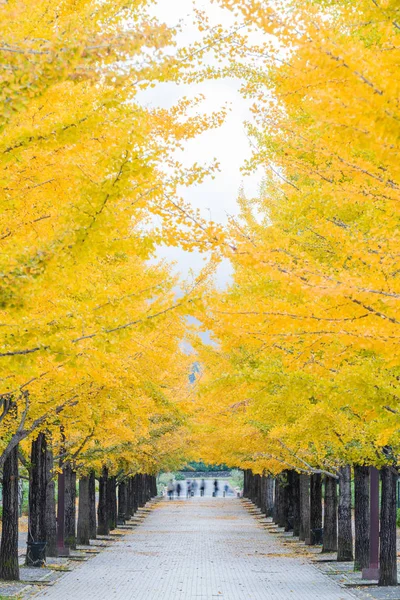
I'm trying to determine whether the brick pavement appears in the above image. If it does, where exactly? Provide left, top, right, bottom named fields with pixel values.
left=33, top=496, right=356, bottom=600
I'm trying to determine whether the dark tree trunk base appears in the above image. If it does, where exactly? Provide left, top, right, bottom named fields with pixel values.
left=299, top=474, right=310, bottom=543
left=337, top=466, right=353, bottom=562
left=45, top=443, right=57, bottom=557
left=88, top=471, right=97, bottom=539
left=97, top=466, right=109, bottom=536
left=64, top=463, right=77, bottom=549
left=27, top=433, right=47, bottom=566
left=322, top=476, right=337, bottom=553
left=379, top=467, right=397, bottom=586
left=354, top=466, right=370, bottom=571
left=310, top=474, right=322, bottom=545
left=0, top=445, right=20, bottom=580
left=77, top=476, right=90, bottom=546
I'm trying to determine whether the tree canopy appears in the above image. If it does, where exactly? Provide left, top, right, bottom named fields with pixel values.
left=1, top=0, right=399, bottom=483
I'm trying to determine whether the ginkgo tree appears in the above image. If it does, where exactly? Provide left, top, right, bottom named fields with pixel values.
left=189, top=0, right=400, bottom=587
left=0, top=0, right=227, bottom=581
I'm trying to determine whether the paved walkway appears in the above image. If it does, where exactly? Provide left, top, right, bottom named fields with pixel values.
left=35, top=496, right=355, bottom=600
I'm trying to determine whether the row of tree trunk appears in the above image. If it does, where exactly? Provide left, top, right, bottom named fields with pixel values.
left=0, top=433, right=158, bottom=581
left=243, top=466, right=398, bottom=586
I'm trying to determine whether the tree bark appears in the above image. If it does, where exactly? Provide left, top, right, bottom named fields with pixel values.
left=27, top=433, right=47, bottom=555
left=300, top=474, right=310, bottom=543
left=284, top=470, right=293, bottom=532
left=133, top=474, right=139, bottom=513
left=106, top=476, right=117, bottom=531
left=273, top=476, right=279, bottom=523
left=126, top=477, right=133, bottom=519
left=88, top=470, right=97, bottom=539
left=0, top=444, right=19, bottom=580
left=379, top=466, right=398, bottom=586
left=243, top=470, right=248, bottom=497
left=322, top=475, right=337, bottom=553
left=256, top=474, right=262, bottom=508
left=64, top=462, right=77, bottom=549
left=248, top=471, right=254, bottom=503
left=310, top=473, right=322, bottom=544
left=77, top=476, right=90, bottom=545
left=44, top=443, right=57, bottom=557
left=277, top=475, right=286, bottom=527
left=97, top=466, right=109, bottom=535
left=354, top=466, right=370, bottom=571
left=259, top=475, right=266, bottom=514
left=292, top=471, right=300, bottom=536
left=337, top=465, right=353, bottom=561
left=266, top=476, right=274, bottom=518
left=118, top=480, right=128, bottom=520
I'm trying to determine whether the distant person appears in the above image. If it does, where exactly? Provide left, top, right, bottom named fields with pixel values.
left=213, top=479, right=219, bottom=497
left=223, top=483, right=229, bottom=497
left=192, top=479, right=198, bottom=496
left=167, top=479, right=174, bottom=500
left=200, top=479, right=205, bottom=496
left=176, top=482, right=182, bottom=498
left=186, top=480, right=192, bottom=498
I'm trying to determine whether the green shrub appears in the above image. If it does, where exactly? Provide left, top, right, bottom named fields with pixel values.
left=396, top=508, right=400, bottom=527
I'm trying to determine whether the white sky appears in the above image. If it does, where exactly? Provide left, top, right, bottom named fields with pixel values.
left=140, top=0, right=264, bottom=286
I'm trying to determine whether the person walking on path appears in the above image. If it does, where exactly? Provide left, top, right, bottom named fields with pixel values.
left=213, top=479, right=219, bottom=497
left=176, top=482, right=182, bottom=498
left=186, top=480, right=192, bottom=498
left=167, top=479, right=174, bottom=500
left=200, top=479, right=205, bottom=496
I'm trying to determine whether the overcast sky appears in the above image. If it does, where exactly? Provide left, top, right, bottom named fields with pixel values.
left=140, top=0, right=263, bottom=286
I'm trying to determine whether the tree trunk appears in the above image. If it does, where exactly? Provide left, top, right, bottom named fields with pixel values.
left=379, top=466, right=398, bottom=586
left=354, top=466, right=370, bottom=571
left=88, top=470, right=97, bottom=539
left=292, top=471, right=300, bottom=536
left=126, top=477, right=133, bottom=519
left=277, top=475, right=286, bottom=527
left=284, top=471, right=293, bottom=532
left=248, top=471, right=253, bottom=502
left=0, top=445, right=19, bottom=580
left=133, top=474, right=139, bottom=513
left=252, top=473, right=257, bottom=506
left=118, top=480, right=128, bottom=520
left=256, top=474, right=262, bottom=508
left=44, top=443, right=57, bottom=557
left=107, top=476, right=117, bottom=531
left=337, top=465, right=353, bottom=561
left=141, top=474, right=147, bottom=505
left=137, top=474, right=143, bottom=507
left=97, top=466, right=109, bottom=535
left=64, top=462, right=77, bottom=549
left=259, top=475, right=266, bottom=514
left=77, top=476, right=90, bottom=545
left=300, top=474, right=310, bottom=543
left=27, top=433, right=47, bottom=558
left=322, top=475, right=337, bottom=553
left=273, top=477, right=279, bottom=523
left=266, top=476, right=274, bottom=518
left=310, top=473, right=322, bottom=544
